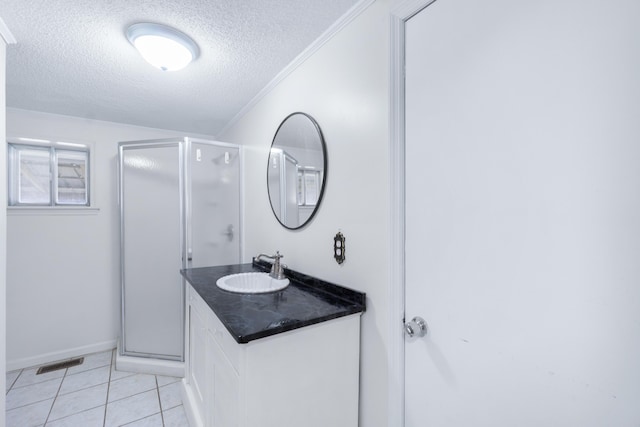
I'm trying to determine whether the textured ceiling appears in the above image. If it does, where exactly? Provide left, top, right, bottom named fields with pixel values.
left=1, top=0, right=360, bottom=136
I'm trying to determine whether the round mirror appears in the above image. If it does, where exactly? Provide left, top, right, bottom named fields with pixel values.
left=267, top=112, right=327, bottom=229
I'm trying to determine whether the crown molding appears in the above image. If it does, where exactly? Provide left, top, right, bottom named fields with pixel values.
left=217, top=0, right=376, bottom=137
left=0, top=16, right=17, bottom=44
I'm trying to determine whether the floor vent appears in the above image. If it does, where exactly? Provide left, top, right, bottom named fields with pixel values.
left=36, top=357, right=84, bottom=375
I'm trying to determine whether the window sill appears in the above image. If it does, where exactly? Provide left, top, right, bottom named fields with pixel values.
left=7, top=206, right=100, bottom=216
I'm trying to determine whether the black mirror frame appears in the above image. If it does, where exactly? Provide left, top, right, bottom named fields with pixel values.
left=266, top=112, right=328, bottom=230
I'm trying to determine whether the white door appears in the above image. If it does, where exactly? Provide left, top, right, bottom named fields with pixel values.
left=404, top=0, right=640, bottom=425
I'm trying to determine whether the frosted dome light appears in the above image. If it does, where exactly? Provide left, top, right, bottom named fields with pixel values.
left=126, top=23, right=199, bottom=71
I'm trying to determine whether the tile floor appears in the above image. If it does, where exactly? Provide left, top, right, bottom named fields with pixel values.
left=5, top=349, right=190, bottom=427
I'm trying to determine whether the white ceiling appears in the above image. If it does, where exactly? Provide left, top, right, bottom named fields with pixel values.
left=1, top=0, right=360, bottom=136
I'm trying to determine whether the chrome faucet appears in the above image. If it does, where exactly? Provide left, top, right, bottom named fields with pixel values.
left=255, top=251, right=286, bottom=280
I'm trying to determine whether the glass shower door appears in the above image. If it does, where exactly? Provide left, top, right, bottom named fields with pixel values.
left=120, top=142, right=184, bottom=360
left=187, top=141, right=241, bottom=268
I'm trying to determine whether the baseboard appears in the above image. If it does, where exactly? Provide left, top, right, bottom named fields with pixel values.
left=181, top=379, right=204, bottom=427
left=115, top=347, right=184, bottom=378
left=7, top=339, right=117, bottom=371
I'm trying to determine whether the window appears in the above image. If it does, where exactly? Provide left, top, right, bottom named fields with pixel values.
left=8, top=142, right=90, bottom=206
left=296, top=167, right=321, bottom=207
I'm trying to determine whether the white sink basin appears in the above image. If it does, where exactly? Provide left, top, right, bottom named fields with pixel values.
left=216, top=272, right=290, bottom=294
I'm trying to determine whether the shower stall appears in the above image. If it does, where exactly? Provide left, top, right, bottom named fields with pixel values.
left=117, top=137, right=242, bottom=376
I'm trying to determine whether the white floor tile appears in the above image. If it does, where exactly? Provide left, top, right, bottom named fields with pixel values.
left=156, top=375, right=181, bottom=387
left=110, top=365, right=136, bottom=382
left=4, top=349, right=192, bottom=427
left=163, top=405, right=190, bottom=427
left=6, top=370, right=20, bottom=392
left=6, top=376, right=62, bottom=410
left=48, top=383, right=108, bottom=422
left=159, top=381, right=182, bottom=411
left=58, top=366, right=110, bottom=395
left=67, top=351, right=112, bottom=375
left=108, top=373, right=157, bottom=402
left=109, top=349, right=139, bottom=381
left=104, top=389, right=161, bottom=427
left=45, top=406, right=106, bottom=427
left=12, top=366, right=66, bottom=389
left=5, top=398, right=53, bottom=427
left=122, top=412, right=164, bottom=426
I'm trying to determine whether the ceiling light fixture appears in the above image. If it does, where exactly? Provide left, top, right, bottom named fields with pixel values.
left=126, top=23, right=199, bottom=71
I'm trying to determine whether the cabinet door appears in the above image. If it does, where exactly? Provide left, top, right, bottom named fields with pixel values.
left=207, top=332, right=240, bottom=427
left=189, top=302, right=208, bottom=417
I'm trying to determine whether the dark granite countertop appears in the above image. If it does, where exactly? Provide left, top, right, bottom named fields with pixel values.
left=181, top=260, right=366, bottom=344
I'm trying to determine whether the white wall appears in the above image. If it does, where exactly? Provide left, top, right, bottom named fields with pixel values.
left=6, top=108, right=214, bottom=370
left=1, top=29, right=11, bottom=427
left=219, top=1, right=391, bottom=425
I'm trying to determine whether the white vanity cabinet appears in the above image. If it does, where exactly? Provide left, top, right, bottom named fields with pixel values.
left=185, top=286, right=209, bottom=423
left=182, top=283, right=362, bottom=427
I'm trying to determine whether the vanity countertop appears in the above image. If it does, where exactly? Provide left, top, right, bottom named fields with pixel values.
left=180, top=260, right=366, bottom=344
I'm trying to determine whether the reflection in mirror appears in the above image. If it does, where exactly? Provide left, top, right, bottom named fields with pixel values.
left=267, top=113, right=326, bottom=229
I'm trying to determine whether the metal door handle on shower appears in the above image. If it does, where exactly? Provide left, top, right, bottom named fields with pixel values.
left=222, top=224, right=234, bottom=242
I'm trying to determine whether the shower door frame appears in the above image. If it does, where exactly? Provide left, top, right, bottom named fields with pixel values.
left=118, top=137, right=244, bottom=362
